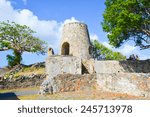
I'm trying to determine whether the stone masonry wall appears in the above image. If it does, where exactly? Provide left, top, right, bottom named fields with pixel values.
left=0, top=74, right=46, bottom=89
left=97, top=73, right=150, bottom=97
left=40, top=74, right=96, bottom=94
left=43, top=57, right=82, bottom=94
left=94, top=60, right=150, bottom=73
left=41, top=56, right=150, bottom=97
left=40, top=73, right=150, bottom=98
left=82, top=59, right=95, bottom=74
left=46, top=56, right=81, bottom=79
left=41, top=56, right=82, bottom=94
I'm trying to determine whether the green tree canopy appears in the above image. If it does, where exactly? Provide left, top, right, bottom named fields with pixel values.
left=92, top=40, right=126, bottom=60
left=102, top=0, right=150, bottom=49
left=0, top=21, right=47, bottom=66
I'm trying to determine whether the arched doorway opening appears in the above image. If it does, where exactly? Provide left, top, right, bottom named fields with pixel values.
left=61, top=42, right=70, bottom=55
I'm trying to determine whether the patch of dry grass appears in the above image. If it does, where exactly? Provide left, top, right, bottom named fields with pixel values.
left=14, top=67, right=45, bottom=76
left=0, top=87, right=39, bottom=93
left=18, top=95, right=39, bottom=100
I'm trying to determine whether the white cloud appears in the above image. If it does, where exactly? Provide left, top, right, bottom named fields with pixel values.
left=64, top=17, right=79, bottom=24
left=0, top=0, right=64, bottom=53
left=91, top=34, right=150, bottom=60
left=90, top=33, right=137, bottom=56
left=102, top=41, right=150, bottom=60
left=90, top=34, right=99, bottom=41
left=115, top=44, right=137, bottom=55
left=102, top=41, right=138, bottom=56
left=0, top=0, right=83, bottom=54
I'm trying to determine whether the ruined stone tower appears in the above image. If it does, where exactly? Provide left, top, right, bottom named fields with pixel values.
left=60, top=22, right=92, bottom=59
left=41, top=22, right=150, bottom=98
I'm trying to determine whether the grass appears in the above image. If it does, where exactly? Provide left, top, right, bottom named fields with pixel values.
left=14, top=66, right=45, bottom=76
left=2, top=65, right=45, bottom=79
left=0, top=87, right=39, bottom=93
left=18, top=94, right=39, bottom=100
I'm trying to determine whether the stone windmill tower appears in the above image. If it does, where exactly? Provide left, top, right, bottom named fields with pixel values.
left=60, top=22, right=92, bottom=59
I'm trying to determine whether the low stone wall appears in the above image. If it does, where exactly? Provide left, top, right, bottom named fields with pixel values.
left=0, top=74, right=46, bottom=89
left=40, top=73, right=150, bottom=98
left=97, top=73, right=150, bottom=97
left=40, top=74, right=96, bottom=94
left=80, top=59, right=150, bottom=74
left=94, top=60, right=150, bottom=73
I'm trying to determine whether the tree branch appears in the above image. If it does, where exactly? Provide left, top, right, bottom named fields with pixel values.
left=0, top=47, right=9, bottom=51
left=141, top=29, right=150, bottom=37
left=140, top=44, right=150, bottom=50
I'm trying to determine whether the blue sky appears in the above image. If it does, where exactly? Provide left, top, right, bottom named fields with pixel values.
left=0, top=0, right=150, bottom=67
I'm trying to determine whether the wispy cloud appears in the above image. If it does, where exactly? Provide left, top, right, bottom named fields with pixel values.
left=102, top=42, right=137, bottom=56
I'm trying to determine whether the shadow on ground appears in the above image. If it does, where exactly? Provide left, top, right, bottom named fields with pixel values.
left=0, top=92, right=20, bottom=100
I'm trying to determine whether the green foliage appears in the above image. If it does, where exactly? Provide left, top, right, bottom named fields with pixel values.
left=92, top=40, right=126, bottom=60
left=7, top=50, right=22, bottom=67
left=102, top=0, right=150, bottom=49
left=7, top=54, right=16, bottom=67
left=0, top=21, right=47, bottom=66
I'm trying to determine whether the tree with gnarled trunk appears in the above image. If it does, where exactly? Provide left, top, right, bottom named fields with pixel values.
left=0, top=21, right=47, bottom=66
left=102, top=0, right=150, bottom=50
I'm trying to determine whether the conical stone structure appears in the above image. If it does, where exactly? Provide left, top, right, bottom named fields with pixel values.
left=60, top=22, right=92, bottom=59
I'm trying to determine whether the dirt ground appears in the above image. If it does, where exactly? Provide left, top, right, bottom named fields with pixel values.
left=38, top=90, right=149, bottom=100
left=0, top=87, right=149, bottom=100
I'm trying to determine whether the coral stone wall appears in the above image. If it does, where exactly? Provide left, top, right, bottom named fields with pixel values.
left=97, top=73, right=150, bottom=97
left=52, top=74, right=96, bottom=93
left=93, top=60, right=150, bottom=73
left=41, top=73, right=150, bottom=98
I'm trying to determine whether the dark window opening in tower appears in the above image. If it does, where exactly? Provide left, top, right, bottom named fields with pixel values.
left=61, top=42, right=70, bottom=55
left=89, top=46, right=93, bottom=55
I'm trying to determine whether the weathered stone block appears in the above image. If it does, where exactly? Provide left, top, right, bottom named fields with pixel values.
left=46, top=56, right=81, bottom=79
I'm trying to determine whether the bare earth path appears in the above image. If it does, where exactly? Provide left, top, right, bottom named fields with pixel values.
left=14, top=90, right=38, bottom=96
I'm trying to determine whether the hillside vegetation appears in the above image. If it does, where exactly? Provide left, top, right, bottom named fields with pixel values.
left=92, top=40, right=126, bottom=60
